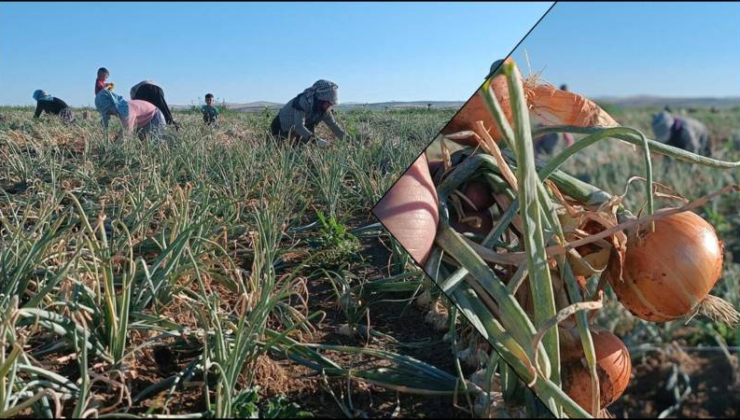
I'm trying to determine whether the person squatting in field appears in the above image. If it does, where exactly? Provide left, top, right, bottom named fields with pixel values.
left=271, top=80, right=346, bottom=147
left=33, top=90, right=75, bottom=124
left=130, top=80, right=180, bottom=130
left=202, top=93, right=220, bottom=125
left=95, top=89, right=166, bottom=141
left=95, top=67, right=113, bottom=95
left=652, top=107, right=712, bottom=157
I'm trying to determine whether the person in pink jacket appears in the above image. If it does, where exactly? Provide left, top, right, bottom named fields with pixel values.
left=94, top=89, right=166, bottom=141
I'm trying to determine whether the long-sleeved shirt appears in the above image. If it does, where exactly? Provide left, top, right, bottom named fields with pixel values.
left=277, top=94, right=345, bottom=141
left=130, top=81, right=174, bottom=125
left=34, top=97, right=69, bottom=118
left=105, top=99, right=158, bottom=133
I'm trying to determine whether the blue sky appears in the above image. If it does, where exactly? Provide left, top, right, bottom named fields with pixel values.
left=511, top=2, right=740, bottom=99
left=1, top=2, right=738, bottom=107
left=0, top=2, right=551, bottom=107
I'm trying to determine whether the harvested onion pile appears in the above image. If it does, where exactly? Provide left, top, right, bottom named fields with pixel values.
left=391, top=58, right=740, bottom=417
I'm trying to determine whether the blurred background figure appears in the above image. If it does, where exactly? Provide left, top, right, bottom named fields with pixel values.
left=652, top=106, right=711, bottom=157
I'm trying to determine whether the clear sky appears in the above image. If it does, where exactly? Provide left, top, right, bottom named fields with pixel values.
left=510, top=2, right=740, bottom=99
left=3, top=2, right=737, bottom=108
left=0, top=2, right=552, bottom=107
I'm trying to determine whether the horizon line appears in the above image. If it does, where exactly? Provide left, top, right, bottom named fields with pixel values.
left=2, top=95, right=740, bottom=109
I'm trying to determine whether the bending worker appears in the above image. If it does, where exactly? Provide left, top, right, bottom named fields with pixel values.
left=95, top=89, right=166, bottom=141
left=33, top=90, right=75, bottom=124
left=130, top=80, right=180, bottom=130
left=271, top=80, right=346, bottom=147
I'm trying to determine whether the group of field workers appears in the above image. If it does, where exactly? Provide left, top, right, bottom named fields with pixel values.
left=93, top=67, right=221, bottom=141
left=33, top=61, right=711, bottom=154
left=32, top=67, right=346, bottom=147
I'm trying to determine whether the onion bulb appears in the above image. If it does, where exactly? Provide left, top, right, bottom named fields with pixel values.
left=460, top=180, right=496, bottom=211
left=607, top=211, right=738, bottom=324
left=562, top=329, right=632, bottom=410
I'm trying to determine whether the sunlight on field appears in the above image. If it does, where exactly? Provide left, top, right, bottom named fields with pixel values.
left=0, top=107, right=467, bottom=417
left=1, top=103, right=738, bottom=417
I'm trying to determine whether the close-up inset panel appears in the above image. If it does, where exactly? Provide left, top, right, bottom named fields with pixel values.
left=374, top=2, right=740, bottom=418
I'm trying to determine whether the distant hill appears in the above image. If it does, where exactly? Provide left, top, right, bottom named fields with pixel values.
left=337, top=101, right=465, bottom=111
left=171, top=100, right=465, bottom=112
left=229, top=101, right=283, bottom=111
left=171, top=101, right=283, bottom=111
left=594, top=95, right=740, bottom=109
left=169, top=97, right=740, bottom=113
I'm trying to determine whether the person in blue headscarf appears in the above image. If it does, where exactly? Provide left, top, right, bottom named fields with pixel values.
left=33, top=90, right=75, bottom=124
left=95, top=90, right=129, bottom=129
left=95, top=89, right=166, bottom=141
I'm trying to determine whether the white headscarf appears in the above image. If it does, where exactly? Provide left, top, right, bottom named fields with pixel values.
left=306, top=80, right=339, bottom=106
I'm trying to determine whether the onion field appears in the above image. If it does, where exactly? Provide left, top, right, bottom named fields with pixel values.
left=1, top=98, right=739, bottom=418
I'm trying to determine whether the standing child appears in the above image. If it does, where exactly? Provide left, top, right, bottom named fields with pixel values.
left=201, top=93, right=220, bottom=125
left=95, top=67, right=113, bottom=95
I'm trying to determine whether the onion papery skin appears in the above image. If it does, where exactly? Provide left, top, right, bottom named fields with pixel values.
left=441, top=58, right=618, bottom=148
left=441, top=59, right=515, bottom=145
